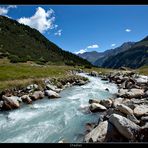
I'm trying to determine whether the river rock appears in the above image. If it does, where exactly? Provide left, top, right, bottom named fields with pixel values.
left=46, top=84, right=61, bottom=93
left=106, top=108, right=126, bottom=117
left=105, top=88, right=109, bottom=91
left=100, top=99, right=112, bottom=108
left=101, top=77, right=108, bottom=81
left=144, top=90, right=148, bottom=97
left=89, top=99, right=100, bottom=104
left=31, top=91, right=44, bottom=100
left=116, top=104, right=133, bottom=115
left=134, top=105, right=148, bottom=117
left=21, top=95, right=32, bottom=104
left=141, top=116, right=148, bottom=122
left=136, top=122, right=148, bottom=142
left=85, top=121, right=108, bottom=142
left=45, top=90, right=60, bottom=98
left=89, top=103, right=107, bottom=113
left=127, top=114, right=140, bottom=124
left=112, top=97, right=124, bottom=108
left=118, top=89, right=144, bottom=99
left=75, top=80, right=87, bottom=86
left=26, top=84, right=38, bottom=91
left=46, top=84, right=56, bottom=90
left=2, top=95, right=20, bottom=110
left=104, top=121, right=128, bottom=142
left=109, top=114, right=140, bottom=141
left=136, top=75, right=148, bottom=84
left=90, top=71, right=98, bottom=77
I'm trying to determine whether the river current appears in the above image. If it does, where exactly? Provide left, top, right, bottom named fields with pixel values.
left=0, top=73, right=118, bottom=143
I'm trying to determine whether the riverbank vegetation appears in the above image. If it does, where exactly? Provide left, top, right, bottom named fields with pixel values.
left=0, top=58, right=147, bottom=91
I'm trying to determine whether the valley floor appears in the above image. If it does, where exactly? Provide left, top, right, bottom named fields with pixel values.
left=0, top=59, right=147, bottom=91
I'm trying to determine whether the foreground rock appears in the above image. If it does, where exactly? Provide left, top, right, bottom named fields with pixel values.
left=30, top=91, right=44, bottom=100
left=45, top=90, right=60, bottom=98
left=116, top=104, right=133, bottom=115
left=133, top=105, right=148, bottom=117
left=89, top=103, right=107, bottom=113
left=2, top=95, right=20, bottom=110
left=85, top=121, right=108, bottom=142
left=109, top=114, right=140, bottom=141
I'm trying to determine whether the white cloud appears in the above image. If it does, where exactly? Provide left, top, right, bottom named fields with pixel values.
left=18, top=7, right=55, bottom=33
left=125, top=29, right=131, bottom=32
left=111, top=43, right=116, bottom=47
left=74, top=49, right=87, bottom=54
left=54, top=29, right=62, bottom=36
left=87, top=44, right=99, bottom=48
left=8, top=5, right=17, bottom=9
left=0, top=7, right=8, bottom=15
left=0, top=5, right=17, bottom=15
left=74, top=44, right=99, bottom=54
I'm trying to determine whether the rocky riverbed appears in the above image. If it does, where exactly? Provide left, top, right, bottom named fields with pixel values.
left=0, top=73, right=89, bottom=111
left=0, top=69, right=147, bottom=143
left=84, top=70, right=148, bottom=142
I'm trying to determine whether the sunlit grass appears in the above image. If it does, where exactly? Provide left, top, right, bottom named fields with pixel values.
left=1, top=61, right=147, bottom=91
left=137, top=66, right=148, bottom=75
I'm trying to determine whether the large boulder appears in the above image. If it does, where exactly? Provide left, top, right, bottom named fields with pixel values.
left=45, top=90, right=60, bottom=98
left=2, top=95, right=20, bottom=110
left=89, top=103, right=107, bottom=113
left=134, top=105, right=148, bottom=117
left=85, top=121, right=108, bottom=142
left=118, top=89, right=144, bottom=99
left=100, top=99, right=112, bottom=108
left=109, top=114, right=140, bottom=141
left=21, top=95, right=32, bottom=104
left=30, top=91, right=44, bottom=100
left=116, top=104, right=133, bottom=115
left=104, top=121, right=128, bottom=142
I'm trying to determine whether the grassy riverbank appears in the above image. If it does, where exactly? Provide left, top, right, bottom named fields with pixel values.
left=0, top=59, right=147, bottom=91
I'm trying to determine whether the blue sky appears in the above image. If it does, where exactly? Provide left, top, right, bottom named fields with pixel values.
left=0, top=5, right=148, bottom=54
